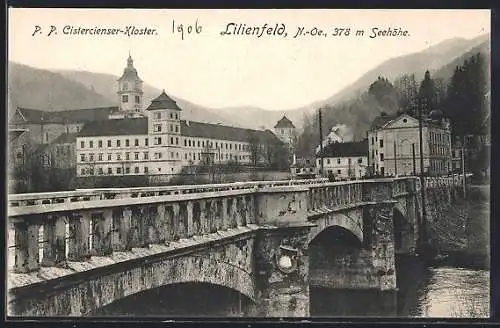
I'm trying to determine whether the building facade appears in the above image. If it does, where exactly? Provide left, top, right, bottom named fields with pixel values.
left=316, top=140, right=368, bottom=180
left=368, top=112, right=452, bottom=177
left=75, top=56, right=288, bottom=180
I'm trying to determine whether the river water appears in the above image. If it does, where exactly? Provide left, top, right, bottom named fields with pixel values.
left=310, top=257, right=490, bottom=318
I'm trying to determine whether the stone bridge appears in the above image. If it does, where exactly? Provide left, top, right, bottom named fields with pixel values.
left=7, top=176, right=465, bottom=317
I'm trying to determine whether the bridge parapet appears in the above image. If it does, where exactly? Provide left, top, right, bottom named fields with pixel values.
left=8, top=178, right=329, bottom=209
left=8, top=188, right=261, bottom=276
left=308, top=181, right=364, bottom=211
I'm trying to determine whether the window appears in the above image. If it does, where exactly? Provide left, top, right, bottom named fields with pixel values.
left=144, top=167, right=148, bottom=174
left=134, top=167, right=139, bottom=173
left=125, top=139, right=130, bottom=147
left=81, top=168, right=85, bottom=175
left=337, top=169, right=341, bottom=174
left=135, top=95, right=140, bottom=104
left=358, top=158, right=363, bottom=164
left=107, top=140, right=112, bottom=147
left=154, top=124, right=162, bottom=132
left=108, top=153, right=112, bottom=161
left=144, top=152, right=149, bottom=160
left=170, top=137, right=174, bottom=145
left=135, top=139, right=139, bottom=146
left=327, top=159, right=331, bottom=164
left=108, top=168, right=112, bottom=174
left=198, top=141, right=201, bottom=147
left=155, top=112, right=161, bottom=119
left=184, top=140, right=187, bottom=146
left=117, top=140, right=121, bottom=147
left=154, top=137, right=162, bottom=145
left=380, top=153, right=384, bottom=161
left=134, top=152, right=139, bottom=160
left=175, top=113, right=178, bottom=120
left=80, top=154, right=85, bottom=162
left=171, top=152, right=174, bottom=158
left=122, top=95, right=128, bottom=103
left=125, top=167, right=130, bottom=174
left=170, top=124, right=173, bottom=132
left=126, top=152, right=130, bottom=160
left=337, top=158, right=341, bottom=164
left=176, top=137, right=179, bottom=145
left=98, top=140, right=103, bottom=148
left=117, top=153, right=121, bottom=160
left=380, top=139, right=384, bottom=148
left=175, top=125, right=179, bottom=133
left=371, top=137, right=374, bottom=145
left=188, top=140, right=192, bottom=147
left=80, top=141, right=84, bottom=148
left=89, top=141, right=93, bottom=148
left=170, top=113, right=173, bottom=119
left=89, top=153, right=95, bottom=162
left=98, top=153, right=103, bottom=161
left=145, top=138, right=149, bottom=146
left=117, top=167, right=122, bottom=174
left=98, top=168, right=104, bottom=175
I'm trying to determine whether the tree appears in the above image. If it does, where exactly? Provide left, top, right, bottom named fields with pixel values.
left=394, top=74, right=418, bottom=113
left=444, top=52, right=489, bottom=137
left=247, top=132, right=260, bottom=167
left=417, top=70, right=437, bottom=115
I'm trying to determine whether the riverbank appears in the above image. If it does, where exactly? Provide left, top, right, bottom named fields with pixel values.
left=428, top=184, right=490, bottom=269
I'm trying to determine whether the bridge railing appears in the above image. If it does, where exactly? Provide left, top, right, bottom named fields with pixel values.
left=8, top=178, right=329, bottom=209
left=307, top=180, right=365, bottom=211
left=8, top=187, right=264, bottom=274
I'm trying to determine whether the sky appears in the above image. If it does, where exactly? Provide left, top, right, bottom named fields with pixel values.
left=8, top=9, right=490, bottom=111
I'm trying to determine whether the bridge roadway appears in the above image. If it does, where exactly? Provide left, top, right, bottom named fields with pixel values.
left=7, top=175, right=464, bottom=317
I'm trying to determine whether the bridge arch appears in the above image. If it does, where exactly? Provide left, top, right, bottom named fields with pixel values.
left=88, top=281, right=254, bottom=317
left=10, top=240, right=256, bottom=317
left=308, top=210, right=364, bottom=246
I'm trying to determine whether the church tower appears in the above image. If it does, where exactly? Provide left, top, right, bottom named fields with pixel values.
left=117, top=54, right=144, bottom=116
left=274, top=115, right=296, bottom=145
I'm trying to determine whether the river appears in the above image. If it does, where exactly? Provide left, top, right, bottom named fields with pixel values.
left=310, top=257, right=490, bottom=318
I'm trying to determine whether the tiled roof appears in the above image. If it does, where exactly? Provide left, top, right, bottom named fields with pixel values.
left=181, top=120, right=282, bottom=145
left=76, top=117, right=282, bottom=144
left=51, top=132, right=79, bottom=144
left=8, top=129, right=27, bottom=143
left=14, top=107, right=118, bottom=124
left=369, top=114, right=397, bottom=130
left=274, top=115, right=295, bottom=128
left=78, top=118, right=148, bottom=137
left=317, top=139, right=368, bottom=158
left=146, top=91, right=181, bottom=111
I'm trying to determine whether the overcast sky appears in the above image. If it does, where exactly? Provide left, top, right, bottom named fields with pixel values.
left=8, top=9, right=490, bottom=110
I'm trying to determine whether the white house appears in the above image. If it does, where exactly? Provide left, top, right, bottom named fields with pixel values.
left=316, top=139, right=368, bottom=180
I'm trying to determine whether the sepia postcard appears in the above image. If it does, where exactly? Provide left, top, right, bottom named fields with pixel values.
left=6, top=8, right=491, bottom=319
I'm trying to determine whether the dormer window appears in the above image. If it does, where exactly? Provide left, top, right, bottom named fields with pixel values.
left=123, top=83, right=128, bottom=91
left=155, top=112, right=161, bottom=119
